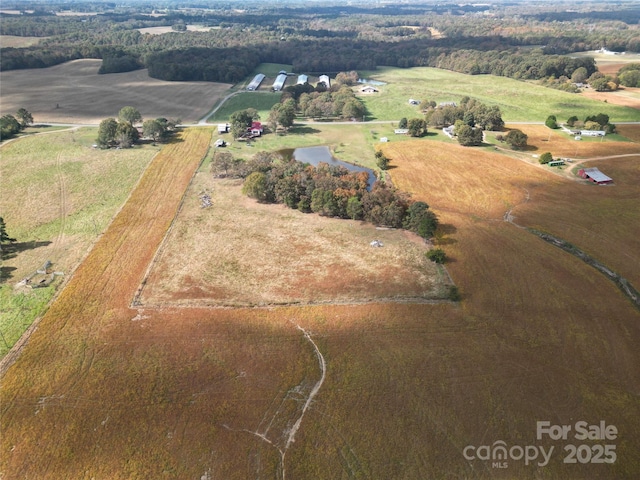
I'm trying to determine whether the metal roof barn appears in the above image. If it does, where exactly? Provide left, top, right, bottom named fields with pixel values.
left=579, top=167, right=613, bottom=185
left=247, top=73, right=265, bottom=90
left=272, top=74, right=287, bottom=91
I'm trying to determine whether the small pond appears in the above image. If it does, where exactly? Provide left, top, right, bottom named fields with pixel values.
left=279, top=145, right=377, bottom=190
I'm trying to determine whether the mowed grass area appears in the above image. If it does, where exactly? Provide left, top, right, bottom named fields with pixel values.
left=0, top=128, right=158, bottom=357
left=0, top=59, right=232, bottom=124
left=357, top=66, right=640, bottom=122
left=1, top=129, right=639, bottom=478
left=140, top=175, right=447, bottom=307
left=213, top=123, right=382, bottom=171
left=207, top=91, right=282, bottom=123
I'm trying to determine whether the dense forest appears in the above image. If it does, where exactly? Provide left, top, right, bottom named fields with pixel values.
left=1, top=1, right=639, bottom=86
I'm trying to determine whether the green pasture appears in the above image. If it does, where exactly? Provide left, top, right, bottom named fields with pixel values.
left=357, top=66, right=640, bottom=123
left=207, top=92, right=282, bottom=122
left=250, top=62, right=294, bottom=77
left=0, top=128, right=157, bottom=357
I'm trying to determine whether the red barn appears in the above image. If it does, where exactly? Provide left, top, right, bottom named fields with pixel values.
left=578, top=167, right=613, bottom=185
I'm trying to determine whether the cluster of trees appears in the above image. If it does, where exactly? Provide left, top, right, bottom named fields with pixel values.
left=294, top=86, right=366, bottom=121
left=617, top=63, right=640, bottom=88
left=398, top=117, right=429, bottom=137
left=566, top=113, right=616, bottom=133
left=96, top=106, right=177, bottom=148
left=424, top=97, right=504, bottom=132
left=228, top=108, right=260, bottom=139
left=213, top=150, right=438, bottom=238
left=0, top=108, right=33, bottom=140
left=496, top=130, right=529, bottom=150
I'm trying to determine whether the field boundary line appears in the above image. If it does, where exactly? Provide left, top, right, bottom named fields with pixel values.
left=132, top=128, right=213, bottom=307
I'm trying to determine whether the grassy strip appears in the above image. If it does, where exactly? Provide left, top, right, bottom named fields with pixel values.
left=529, top=228, right=640, bottom=310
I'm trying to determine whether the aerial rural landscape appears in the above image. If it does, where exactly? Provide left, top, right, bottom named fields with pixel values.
left=1, top=0, right=639, bottom=478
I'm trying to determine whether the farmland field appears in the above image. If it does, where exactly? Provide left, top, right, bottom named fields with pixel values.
left=139, top=175, right=448, bottom=307
left=357, top=66, right=640, bottom=122
left=0, top=128, right=158, bottom=356
left=0, top=59, right=232, bottom=124
left=1, top=125, right=639, bottom=478
left=1, top=51, right=640, bottom=480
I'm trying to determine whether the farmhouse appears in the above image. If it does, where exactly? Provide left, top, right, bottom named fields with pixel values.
left=272, top=73, right=288, bottom=91
left=247, top=73, right=265, bottom=90
left=578, top=167, right=613, bottom=185
left=580, top=130, right=606, bottom=137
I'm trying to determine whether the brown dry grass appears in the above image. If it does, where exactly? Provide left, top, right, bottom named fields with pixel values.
left=0, top=59, right=231, bottom=124
left=1, top=130, right=639, bottom=479
left=140, top=175, right=446, bottom=307
left=0, top=35, right=43, bottom=47
left=499, top=123, right=640, bottom=159
left=581, top=87, right=640, bottom=110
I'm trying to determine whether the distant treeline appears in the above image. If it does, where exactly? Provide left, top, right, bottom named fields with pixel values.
left=1, top=2, right=637, bottom=83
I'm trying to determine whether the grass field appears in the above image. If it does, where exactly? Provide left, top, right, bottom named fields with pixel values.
left=357, top=66, right=640, bottom=122
left=0, top=127, right=158, bottom=357
left=0, top=35, right=43, bottom=47
left=139, top=175, right=449, bottom=307
left=1, top=127, right=639, bottom=478
left=0, top=59, right=232, bottom=124
left=207, top=91, right=282, bottom=123
left=0, top=65, right=640, bottom=480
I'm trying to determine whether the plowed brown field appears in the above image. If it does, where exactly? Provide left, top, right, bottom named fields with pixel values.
left=0, top=59, right=231, bottom=124
left=1, top=131, right=639, bottom=479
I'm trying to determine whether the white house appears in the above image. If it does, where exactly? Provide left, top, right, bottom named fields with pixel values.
left=580, top=130, right=606, bottom=137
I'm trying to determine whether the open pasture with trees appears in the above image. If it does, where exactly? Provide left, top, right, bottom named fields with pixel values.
left=0, top=127, right=157, bottom=356
left=493, top=124, right=640, bottom=160
left=358, top=67, right=640, bottom=122
left=139, top=173, right=447, bottom=307
left=0, top=59, right=232, bottom=124
left=1, top=127, right=639, bottom=479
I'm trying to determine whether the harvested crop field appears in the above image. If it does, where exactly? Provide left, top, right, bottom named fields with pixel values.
left=1, top=129, right=639, bottom=479
left=139, top=175, right=448, bottom=307
left=0, top=59, right=231, bottom=124
left=581, top=87, right=640, bottom=110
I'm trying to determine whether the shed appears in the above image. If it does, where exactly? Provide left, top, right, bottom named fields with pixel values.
left=548, top=160, right=565, bottom=167
left=394, top=129, right=408, bottom=135
left=578, top=167, right=613, bottom=185
left=218, top=123, right=229, bottom=134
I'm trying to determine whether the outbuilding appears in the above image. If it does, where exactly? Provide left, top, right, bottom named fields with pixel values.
left=578, top=167, right=613, bottom=185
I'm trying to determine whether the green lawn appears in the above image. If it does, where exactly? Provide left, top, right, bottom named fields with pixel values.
left=357, top=66, right=640, bottom=123
left=207, top=92, right=282, bottom=122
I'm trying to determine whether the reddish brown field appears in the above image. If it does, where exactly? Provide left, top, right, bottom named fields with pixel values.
left=1, top=132, right=639, bottom=479
left=0, top=59, right=231, bottom=124
left=581, top=87, right=640, bottom=110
